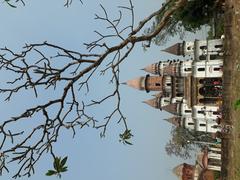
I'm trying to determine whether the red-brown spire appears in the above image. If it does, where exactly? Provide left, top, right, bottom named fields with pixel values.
left=164, top=116, right=181, bottom=127
left=143, top=97, right=160, bottom=109
left=162, top=43, right=184, bottom=56
left=161, top=103, right=179, bottom=115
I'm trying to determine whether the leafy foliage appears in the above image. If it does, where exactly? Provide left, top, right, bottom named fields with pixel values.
left=165, top=126, right=215, bottom=159
left=146, top=0, right=223, bottom=46
left=45, top=156, right=68, bottom=178
left=173, top=0, right=216, bottom=31
left=119, top=129, right=133, bottom=145
left=144, top=0, right=185, bottom=46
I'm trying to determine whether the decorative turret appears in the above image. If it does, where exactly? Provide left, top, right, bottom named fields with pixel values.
left=125, top=75, right=163, bottom=92
left=164, top=116, right=181, bottom=127
left=179, top=60, right=193, bottom=77
left=144, top=75, right=163, bottom=92
left=143, top=60, right=185, bottom=77
left=143, top=96, right=171, bottom=109
left=162, top=42, right=184, bottom=56
left=161, top=103, right=179, bottom=115
left=162, top=41, right=194, bottom=57
left=172, top=163, right=184, bottom=178
left=142, top=62, right=161, bottom=75
left=163, top=39, right=224, bottom=60
left=124, top=76, right=145, bottom=90
left=173, top=163, right=196, bottom=180
left=143, top=97, right=160, bottom=109
left=162, top=62, right=181, bottom=76
left=142, top=61, right=171, bottom=75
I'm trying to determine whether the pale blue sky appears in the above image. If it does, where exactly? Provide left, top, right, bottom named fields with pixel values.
left=0, top=1, right=208, bottom=179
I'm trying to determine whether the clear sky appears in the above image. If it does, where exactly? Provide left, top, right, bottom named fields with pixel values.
left=0, top=0, right=208, bottom=179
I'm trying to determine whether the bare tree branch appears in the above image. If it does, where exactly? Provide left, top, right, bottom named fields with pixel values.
left=0, top=0, right=187, bottom=177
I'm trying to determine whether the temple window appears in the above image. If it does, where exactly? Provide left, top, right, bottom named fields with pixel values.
left=200, top=46, right=207, bottom=50
left=188, top=122, right=194, bottom=126
left=210, top=54, right=218, bottom=60
left=184, top=68, right=192, bottom=72
left=199, top=55, right=207, bottom=60
left=215, top=44, right=223, bottom=49
left=176, top=93, right=183, bottom=97
left=214, top=67, right=221, bottom=71
left=200, top=123, right=206, bottom=127
left=155, top=83, right=161, bottom=86
left=213, top=111, right=221, bottom=115
left=198, top=68, right=205, bottom=72
left=198, top=110, right=205, bottom=114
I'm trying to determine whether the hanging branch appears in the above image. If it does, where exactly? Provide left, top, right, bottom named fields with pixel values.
left=0, top=0, right=187, bottom=178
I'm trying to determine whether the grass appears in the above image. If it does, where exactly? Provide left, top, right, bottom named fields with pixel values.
left=221, top=0, right=240, bottom=179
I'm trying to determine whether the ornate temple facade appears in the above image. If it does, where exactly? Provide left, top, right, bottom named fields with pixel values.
left=126, top=38, right=224, bottom=134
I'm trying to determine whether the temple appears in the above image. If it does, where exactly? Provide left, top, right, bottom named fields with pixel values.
left=125, top=38, right=224, bottom=135
left=125, top=38, right=224, bottom=179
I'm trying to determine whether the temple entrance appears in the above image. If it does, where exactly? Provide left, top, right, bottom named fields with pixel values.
left=199, top=86, right=222, bottom=97
left=199, top=78, right=222, bottom=86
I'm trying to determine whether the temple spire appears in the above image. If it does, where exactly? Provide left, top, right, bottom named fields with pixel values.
left=142, top=63, right=159, bottom=75
left=161, top=103, right=179, bottom=115
left=143, top=97, right=159, bottom=109
left=124, top=76, right=145, bottom=90
left=162, top=42, right=184, bottom=56
left=164, top=116, right=181, bottom=127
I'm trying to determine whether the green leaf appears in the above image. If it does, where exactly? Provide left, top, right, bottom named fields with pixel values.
left=45, top=170, right=57, bottom=176
left=60, top=156, right=68, bottom=167
left=54, top=157, right=61, bottom=171
left=60, top=166, right=68, bottom=172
